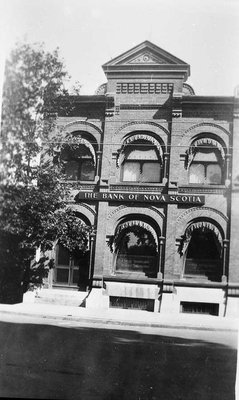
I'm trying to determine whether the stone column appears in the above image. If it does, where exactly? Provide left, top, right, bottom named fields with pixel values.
left=157, top=236, right=165, bottom=279
left=88, top=231, right=96, bottom=287
left=96, top=150, right=102, bottom=178
left=222, top=239, right=229, bottom=282
left=225, top=153, right=232, bottom=181
left=163, top=152, right=169, bottom=181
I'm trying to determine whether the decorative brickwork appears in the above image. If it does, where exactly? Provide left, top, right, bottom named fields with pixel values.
left=45, top=41, right=239, bottom=315
left=116, top=82, right=174, bottom=94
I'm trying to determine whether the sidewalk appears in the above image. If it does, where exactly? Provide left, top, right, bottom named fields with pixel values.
left=0, top=301, right=238, bottom=332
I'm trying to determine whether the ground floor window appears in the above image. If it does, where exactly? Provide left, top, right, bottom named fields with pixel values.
left=54, top=244, right=89, bottom=289
left=114, top=221, right=159, bottom=278
left=184, top=227, right=222, bottom=282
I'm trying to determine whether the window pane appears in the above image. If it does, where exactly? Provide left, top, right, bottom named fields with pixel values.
left=122, top=162, right=140, bottom=181
left=80, top=160, right=95, bottom=181
left=141, top=163, right=161, bottom=182
left=115, top=230, right=157, bottom=278
left=72, top=269, right=79, bottom=284
left=189, top=164, right=205, bottom=184
left=57, top=245, right=70, bottom=266
left=206, top=164, right=222, bottom=184
left=65, top=161, right=79, bottom=180
left=56, top=268, right=69, bottom=283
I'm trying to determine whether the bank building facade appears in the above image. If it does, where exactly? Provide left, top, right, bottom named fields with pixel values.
left=35, top=41, right=239, bottom=317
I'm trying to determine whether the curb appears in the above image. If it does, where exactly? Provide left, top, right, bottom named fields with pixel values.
left=0, top=307, right=238, bottom=333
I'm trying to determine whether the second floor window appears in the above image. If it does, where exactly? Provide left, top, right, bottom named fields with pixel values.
left=188, top=146, right=223, bottom=185
left=121, top=142, right=162, bottom=183
left=61, top=143, right=95, bottom=181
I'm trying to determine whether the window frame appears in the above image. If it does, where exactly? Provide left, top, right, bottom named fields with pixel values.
left=188, top=160, right=223, bottom=185
left=63, top=157, right=95, bottom=182
left=182, top=228, right=223, bottom=282
left=188, top=145, right=224, bottom=186
left=54, top=244, right=80, bottom=287
left=113, top=225, right=159, bottom=278
left=120, top=144, right=163, bottom=183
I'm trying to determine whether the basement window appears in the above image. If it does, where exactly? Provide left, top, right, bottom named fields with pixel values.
left=180, top=301, right=219, bottom=316
left=110, top=296, right=154, bottom=312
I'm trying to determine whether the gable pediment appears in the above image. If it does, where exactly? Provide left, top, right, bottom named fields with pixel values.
left=126, top=51, right=168, bottom=65
left=103, top=41, right=188, bottom=67
left=102, top=41, right=190, bottom=82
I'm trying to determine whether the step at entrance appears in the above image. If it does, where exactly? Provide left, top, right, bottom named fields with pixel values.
left=35, top=288, right=87, bottom=307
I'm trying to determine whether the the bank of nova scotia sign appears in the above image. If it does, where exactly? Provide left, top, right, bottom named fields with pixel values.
left=76, top=191, right=205, bottom=205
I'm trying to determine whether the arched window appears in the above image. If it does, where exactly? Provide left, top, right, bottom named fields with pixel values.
left=118, top=134, right=163, bottom=183
left=181, top=221, right=223, bottom=282
left=113, top=220, right=159, bottom=278
left=186, top=138, right=225, bottom=185
left=60, top=135, right=96, bottom=181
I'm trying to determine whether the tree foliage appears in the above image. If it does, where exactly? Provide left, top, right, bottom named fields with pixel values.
left=0, top=42, right=91, bottom=303
left=1, top=42, right=70, bottom=183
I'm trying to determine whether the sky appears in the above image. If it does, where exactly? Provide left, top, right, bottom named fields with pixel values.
left=0, top=0, right=239, bottom=97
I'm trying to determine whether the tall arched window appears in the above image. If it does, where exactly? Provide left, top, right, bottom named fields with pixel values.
left=181, top=221, right=223, bottom=282
left=118, top=134, right=164, bottom=183
left=186, top=138, right=225, bottom=185
left=112, top=220, right=159, bottom=278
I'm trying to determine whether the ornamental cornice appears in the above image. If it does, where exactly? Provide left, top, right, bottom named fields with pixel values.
left=114, top=121, right=169, bottom=137
left=80, top=203, right=97, bottom=217
left=148, top=206, right=165, bottom=220
left=107, top=204, right=164, bottom=224
left=67, top=203, right=96, bottom=226
left=107, top=205, right=129, bottom=220
left=183, top=83, right=195, bottom=95
left=62, top=120, right=103, bottom=135
left=184, top=122, right=231, bottom=137
left=176, top=206, right=228, bottom=224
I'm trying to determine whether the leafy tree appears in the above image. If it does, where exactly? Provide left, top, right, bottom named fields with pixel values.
left=0, top=42, right=91, bottom=303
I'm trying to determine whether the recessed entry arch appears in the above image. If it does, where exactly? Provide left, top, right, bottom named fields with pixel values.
left=54, top=210, right=92, bottom=290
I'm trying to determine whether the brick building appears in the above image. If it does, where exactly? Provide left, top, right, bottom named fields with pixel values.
left=37, top=41, right=239, bottom=317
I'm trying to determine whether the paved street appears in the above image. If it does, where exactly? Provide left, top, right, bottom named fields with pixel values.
left=0, top=313, right=237, bottom=400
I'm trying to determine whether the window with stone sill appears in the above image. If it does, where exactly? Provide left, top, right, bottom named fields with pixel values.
left=120, top=144, right=162, bottom=183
